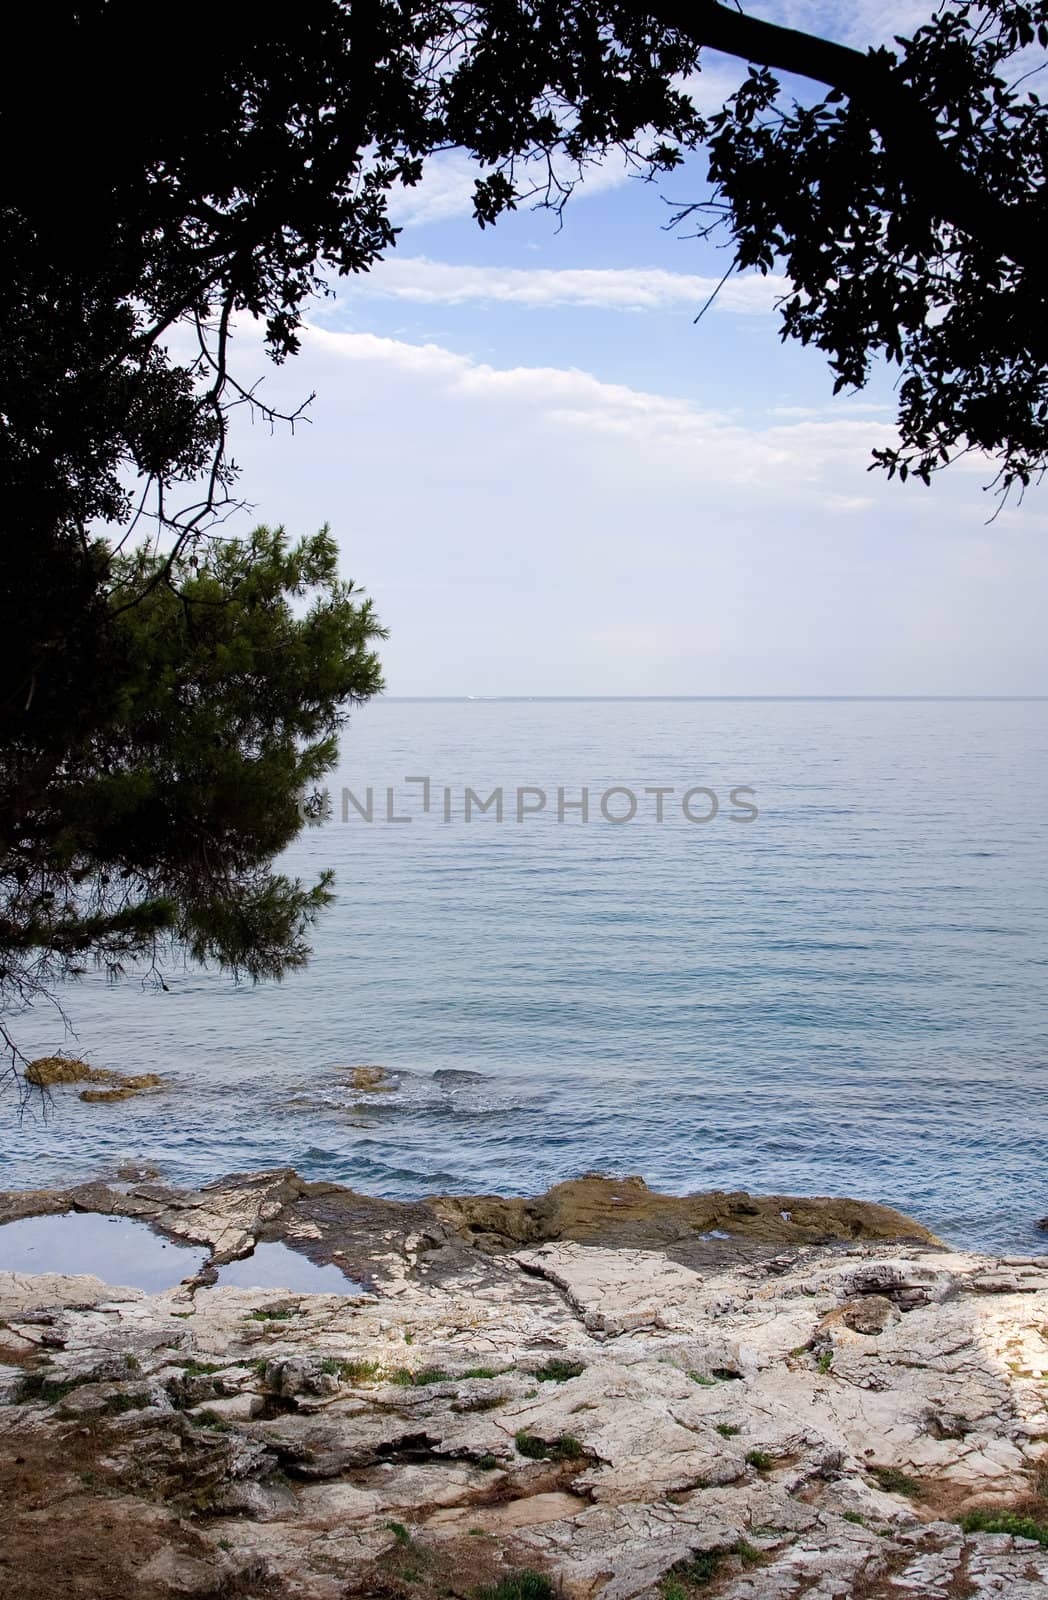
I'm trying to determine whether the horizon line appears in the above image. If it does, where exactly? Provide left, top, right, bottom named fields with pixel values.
left=378, top=694, right=1048, bottom=703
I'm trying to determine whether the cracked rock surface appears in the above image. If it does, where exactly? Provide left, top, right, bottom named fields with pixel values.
left=2, top=1170, right=1048, bottom=1598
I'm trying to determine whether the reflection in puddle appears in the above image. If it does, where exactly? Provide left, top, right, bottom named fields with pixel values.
left=214, top=1240, right=367, bottom=1295
left=0, top=1211, right=207, bottom=1291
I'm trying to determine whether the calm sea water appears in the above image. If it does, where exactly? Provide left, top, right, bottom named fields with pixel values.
left=2, top=699, right=1047, bottom=1254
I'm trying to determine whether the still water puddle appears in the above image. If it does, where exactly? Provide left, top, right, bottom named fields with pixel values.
left=213, top=1240, right=367, bottom=1295
left=0, top=1214, right=368, bottom=1296
left=0, top=1211, right=207, bottom=1291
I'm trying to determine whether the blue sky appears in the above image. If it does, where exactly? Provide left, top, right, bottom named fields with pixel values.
left=223, top=0, right=1048, bottom=695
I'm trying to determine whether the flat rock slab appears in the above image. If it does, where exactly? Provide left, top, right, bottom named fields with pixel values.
left=1, top=1178, right=1048, bottom=1600
left=0, top=1169, right=942, bottom=1293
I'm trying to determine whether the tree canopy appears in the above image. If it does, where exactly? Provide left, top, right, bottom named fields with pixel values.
left=2, top=0, right=1046, bottom=1047
left=0, top=527, right=384, bottom=1057
left=5, top=0, right=1046, bottom=566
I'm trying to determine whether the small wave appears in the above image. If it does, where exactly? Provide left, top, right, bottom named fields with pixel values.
left=332, top=1093, right=539, bottom=1123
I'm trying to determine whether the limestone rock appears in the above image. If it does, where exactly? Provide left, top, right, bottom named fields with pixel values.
left=839, top=1294, right=897, bottom=1334
left=263, top=1354, right=341, bottom=1398
left=3, top=1172, right=1047, bottom=1599
left=187, top=1392, right=264, bottom=1422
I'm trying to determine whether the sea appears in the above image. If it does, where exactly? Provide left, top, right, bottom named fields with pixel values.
left=2, top=697, right=1046, bottom=1255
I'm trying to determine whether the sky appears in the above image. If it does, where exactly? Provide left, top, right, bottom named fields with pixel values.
left=220, top=0, right=1048, bottom=696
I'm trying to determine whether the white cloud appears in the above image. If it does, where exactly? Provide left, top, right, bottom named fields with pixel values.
left=347, top=257, right=788, bottom=314
left=826, top=493, right=876, bottom=513
left=767, top=402, right=894, bottom=418
left=303, top=324, right=895, bottom=487
left=387, top=153, right=485, bottom=228
left=679, top=58, right=751, bottom=116
left=746, top=1, right=935, bottom=51
left=220, top=318, right=1048, bottom=694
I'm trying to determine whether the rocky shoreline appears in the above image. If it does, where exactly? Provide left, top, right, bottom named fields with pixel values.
left=3, top=1171, right=1048, bottom=1598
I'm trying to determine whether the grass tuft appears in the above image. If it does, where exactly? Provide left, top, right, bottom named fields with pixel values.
left=663, top=1539, right=767, bottom=1595
left=453, top=1394, right=507, bottom=1413
left=389, top=1366, right=451, bottom=1387
left=669, top=1550, right=721, bottom=1587
left=190, top=1408, right=234, bottom=1432
left=870, top=1465, right=923, bottom=1499
left=733, top=1539, right=764, bottom=1566
left=14, top=1372, right=82, bottom=1405
left=959, top=1508, right=1048, bottom=1544
left=534, top=1358, right=585, bottom=1383
left=338, top=1358, right=381, bottom=1383
left=476, top=1571, right=554, bottom=1600
left=103, top=1391, right=149, bottom=1414
left=514, top=1430, right=585, bottom=1461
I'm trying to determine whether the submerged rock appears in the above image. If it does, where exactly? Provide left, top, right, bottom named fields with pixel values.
left=80, top=1073, right=162, bottom=1104
left=342, top=1064, right=394, bottom=1092
left=25, top=1056, right=100, bottom=1086
left=24, top=1056, right=164, bottom=1102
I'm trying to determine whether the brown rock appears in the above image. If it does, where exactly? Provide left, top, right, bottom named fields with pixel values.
left=343, top=1065, right=393, bottom=1092
left=25, top=1056, right=112, bottom=1087
left=80, top=1072, right=163, bottom=1103
left=432, top=1173, right=940, bottom=1258
left=840, top=1294, right=898, bottom=1335
left=26, top=1057, right=162, bottom=1100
